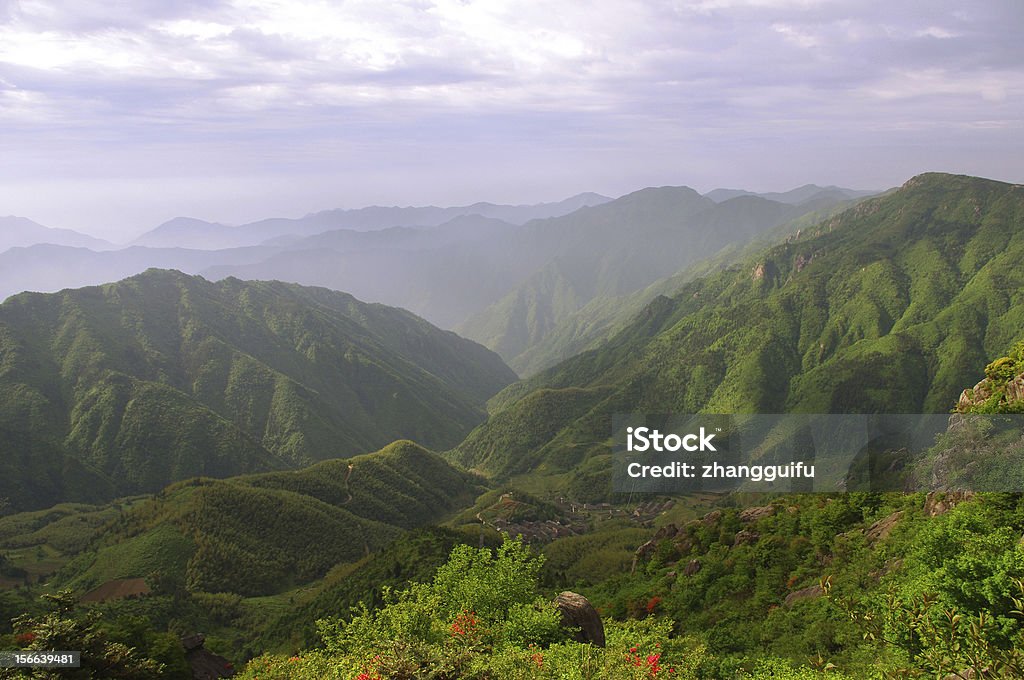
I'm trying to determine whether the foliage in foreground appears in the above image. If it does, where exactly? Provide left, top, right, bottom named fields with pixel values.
left=237, top=537, right=854, bottom=679
left=0, top=590, right=182, bottom=679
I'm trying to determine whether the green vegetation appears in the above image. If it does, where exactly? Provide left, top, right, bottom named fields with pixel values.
left=4, top=173, right=1024, bottom=678
left=957, top=338, right=1024, bottom=413
left=255, top=527, right=502, bottom=652
left=0, top=270, right=515, bottom=511
left=238, top=537, right=710, bottom=680
left=489, top=196, right=865, bottom=377
left=0, top=590, right=174, bottom=679
left=0, top=442, right=489, bottom=661
left=458, top=189, right=860, bottom=375
left=54, top=441, right=480, bottom=598
left=454, top=173, right=1024, bottom=485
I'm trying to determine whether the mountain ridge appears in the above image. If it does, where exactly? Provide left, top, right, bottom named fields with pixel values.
left=130, top=193, right=613, bottom=249
left=455, top=190, right=856, bottom=368
left=0, top=216, right=113, bottom=253
left=451, top=172, right=1024, bottom=487
left=0, top=270, right=515, bottom=511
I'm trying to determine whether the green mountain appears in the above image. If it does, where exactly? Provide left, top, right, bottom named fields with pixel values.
left=54, top=440, right=483, bottom=598
left=505, top=197, right=867, bottom=377
left=455, top=190, right=860, bottom=374
left=450, top=173, right=1024, bottom=486
left=0, top=270, right=515, bottom=511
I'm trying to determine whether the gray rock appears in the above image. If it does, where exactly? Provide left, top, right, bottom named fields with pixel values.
left=555, top=591, right=605, bottom=647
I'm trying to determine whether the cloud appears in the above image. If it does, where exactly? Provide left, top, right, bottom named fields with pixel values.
left=0, top=0, right=1020, bottom=237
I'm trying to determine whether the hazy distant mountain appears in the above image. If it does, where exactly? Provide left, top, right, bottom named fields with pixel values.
left=204, top=187, right=717, bottom=330
left=131, top=193, right=612, bottom=250
left=505, top=194, right=869, bottom=376
left=705, top=184, right=877, bottom=205
left=0, top=215, right=112, bottom=253
left=0, top=215, right=519, bottom=305
left=454, top=190, right=854, bottom=368
left=0, top=270, right=515, bottom=511
left=265, top=214, right=515, bottom=250
left=0, top=243, right=283, bottom=302
left=128, top=216, right=239, bottom=249
left=0, top=185, right=864, bottom=346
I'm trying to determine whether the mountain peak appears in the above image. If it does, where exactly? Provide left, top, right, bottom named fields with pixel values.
left=901, top=171, right=1012, bottom=189
left=0, top=215, right=112, bottom=252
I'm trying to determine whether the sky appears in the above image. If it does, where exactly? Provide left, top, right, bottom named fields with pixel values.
left=0, top=0, right=1022, bottom=242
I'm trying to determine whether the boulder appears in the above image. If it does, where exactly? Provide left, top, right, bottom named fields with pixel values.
left=635, top=540, right=657, bottom=561
left=652, top=523, right=678, bottom=541
left=683, top=559, right=702, bottom=576
left=555, top=592, right=605, bottom=647
left=701, top=510, right=722, bottom=526
left=181, top=633, right=235, bottom=679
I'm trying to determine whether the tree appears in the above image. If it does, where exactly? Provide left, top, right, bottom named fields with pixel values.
left=5, top=590, right=164, bottom=679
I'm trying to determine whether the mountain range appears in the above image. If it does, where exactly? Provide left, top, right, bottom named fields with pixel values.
left=0, top=270, right=513, bottom=512
left=58, top=440, right=482, bottom=598
left=1, top=172, right=1023, bottom=677
left=449, top=173, right=1024, bottom=491
left=129, top=193, right=612, bottom=250
left=0, top=185, right=867, bottom=373
left=0, top=216, right=113, bottom=253
left=704, top=184, right=878, bottom=205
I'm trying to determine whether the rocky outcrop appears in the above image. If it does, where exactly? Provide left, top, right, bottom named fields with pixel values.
left=784, top=584, right=824, bottom=607
left=740, top=506, right=775, bottom=523
left=956, top=366, right=1024, bottom=413
left=555, top=592, right=605, bottom=647
left=865, top=511, right=903, bottom=543
left=924, top=491, right=974, bottom=517
left=182, top=634, right=235, bottom=679
left=733, top=529, right=760, bottom=546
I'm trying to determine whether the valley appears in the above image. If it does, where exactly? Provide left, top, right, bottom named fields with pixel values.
left=1, top=173, right=1023, bottom=679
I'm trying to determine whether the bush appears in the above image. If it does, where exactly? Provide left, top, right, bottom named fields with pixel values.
left=239, top=537, right=700, bottom=679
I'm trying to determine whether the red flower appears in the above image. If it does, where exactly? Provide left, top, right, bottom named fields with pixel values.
left=14, top=632, right=36, bottom=646
left=450, top=610, right=480, bottom=639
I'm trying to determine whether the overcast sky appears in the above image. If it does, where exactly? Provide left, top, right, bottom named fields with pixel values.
left=1, top=0, right=1021, bottom=241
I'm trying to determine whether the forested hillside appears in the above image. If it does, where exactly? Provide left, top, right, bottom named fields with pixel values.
left=456, top=188, right=857, bottom=371
left=0, top=270, right=514, bottom=511
left=51, top=441, right=481, bottom=598
left=452, top=173, right=1024, bottom=488
left=229, top=339, right=1024, bottom=679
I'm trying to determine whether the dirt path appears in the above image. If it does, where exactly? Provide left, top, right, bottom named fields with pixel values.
left=341, top=463, right=354, bottom=505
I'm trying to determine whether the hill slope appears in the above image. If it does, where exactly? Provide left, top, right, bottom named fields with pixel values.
left=486, top=195, right=866, bottom=376
left=0, top=271, right=515, bottom=511
left=55, top=441, right=482, bottom=597
left=450, top=173, right=1024, bottom=486
left=455, top=190, right=860, bottom=370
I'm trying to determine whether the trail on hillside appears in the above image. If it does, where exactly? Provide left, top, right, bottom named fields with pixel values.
left=342, top=464, right=354, bottom=505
